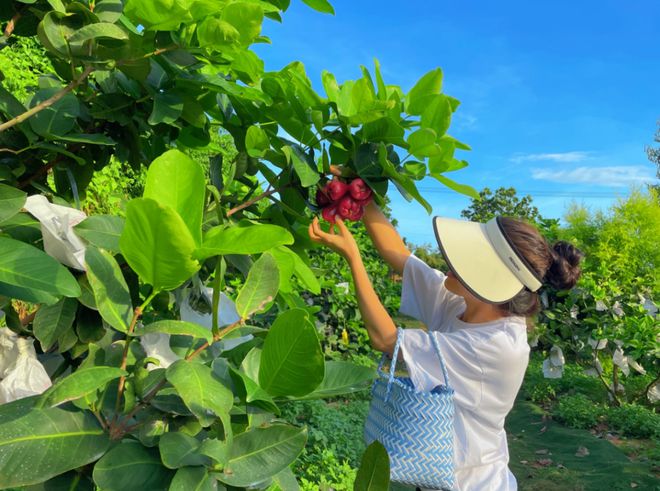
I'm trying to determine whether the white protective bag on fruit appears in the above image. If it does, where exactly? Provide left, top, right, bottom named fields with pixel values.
left=0, top=328, right=52, bottom=403
left=24, top=195, right=87, bottom=271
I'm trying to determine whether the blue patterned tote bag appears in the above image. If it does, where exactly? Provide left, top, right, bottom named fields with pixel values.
left=364, top=328, right=455, bottom=490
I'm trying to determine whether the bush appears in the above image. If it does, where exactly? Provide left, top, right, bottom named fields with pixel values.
left=555, top=394, right=605, bottom=429
left=607, top=404, right=660, bottom=439
left=298, top=447, right=357, bottom=491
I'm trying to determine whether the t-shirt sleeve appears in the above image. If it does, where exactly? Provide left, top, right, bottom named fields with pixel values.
left=399, top=254, right=461, bottom=328
left=399, top=328, right=483, bottom=409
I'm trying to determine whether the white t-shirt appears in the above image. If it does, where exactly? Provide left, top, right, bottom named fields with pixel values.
left=398, top=254, right=530, bottom=491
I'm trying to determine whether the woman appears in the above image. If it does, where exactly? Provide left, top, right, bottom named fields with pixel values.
left=308, top=200, right=583, bottom=490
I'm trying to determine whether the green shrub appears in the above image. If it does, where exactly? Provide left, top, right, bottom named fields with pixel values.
left=298, top=447, right=357, bottom=491
left=607, top=404, right=660, bottom=439
left=555, top=394, right=605, bottom=429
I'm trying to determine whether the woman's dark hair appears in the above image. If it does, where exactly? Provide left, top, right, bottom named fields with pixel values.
left=497, top=217, right=584, bottom=317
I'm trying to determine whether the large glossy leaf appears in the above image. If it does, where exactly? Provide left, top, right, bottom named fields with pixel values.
left=75, top=215, right=124, bottom=253
left=124, top=0, right=190, bottom=31
left=169, top=467, right=217, bottom=491
left=143, top=149, right=206, bottom=246
left=245, top=125, right=270, bottom=157
left=28, top=89, right=80, bottom=137
left=354, top=441, right=390, bottom=491
left=68, top=22, right=129, bottom=43
left=235, top=252, right=279, bottom=319
left=95, top=0, right=124, bottom=23
left=301, top=0, right=334, bottom=14
left=134, top=320, right=213, bottom=343
left=93, top=440, right=174, bottom=491
left=296, top=361, right=376, bottom=400
left=0, top=184, right=26, bottom=224
left=38, top=367, right=126, bottom=408
left=259, top=309, right=324, bottom=397
left=431, top=173, right=479, bottom=199
left=0, top=237, right=80, bottom=303
left=421, top=94, right=452, bottom=136
left=405, top=68, right=443, bottom=116
left=33, top=297, right=77, bottom=351
left=85, top=247, right=133, bottom=333
left=407, top=128, right=440, bottom=159
left=221, top=1, right=264, bottom=47
left=166, top=360, right=233, bottom=427
left=282, top=145, right=319, bottom=187
left=217, top=425, right=307, bottom=487
left=0, top=407, right=109, bottom=488
left=148, top=92, right=183, bottom=126
left=159, top=432, right=210, bottom=469
left=195, top=222, right=294, bottom=260
left=119, top=198, right=200, bottom=291
left=269, top=246, right=320, bottom=294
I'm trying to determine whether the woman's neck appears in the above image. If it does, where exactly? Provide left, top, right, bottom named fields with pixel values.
left=459, top=298, right=505, bottom=324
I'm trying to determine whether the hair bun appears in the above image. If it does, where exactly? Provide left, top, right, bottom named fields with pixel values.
left=546, top=241, right=584, bottom=290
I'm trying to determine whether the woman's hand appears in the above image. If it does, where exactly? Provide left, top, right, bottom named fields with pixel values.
left=308, top=216, right=360, bottom=263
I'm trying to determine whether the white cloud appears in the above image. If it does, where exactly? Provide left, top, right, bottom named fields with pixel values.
left=531, top=165, right=657, bottom=187
left=511, top=151, right=592, bottom=163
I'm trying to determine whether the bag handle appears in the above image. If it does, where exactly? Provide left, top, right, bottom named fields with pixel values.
left=378, top=328, right=451, bottom=401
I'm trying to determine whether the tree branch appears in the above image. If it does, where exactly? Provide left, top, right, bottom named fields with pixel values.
left=3, top=11, right=21, bottom=38
left=226, top=185, right=277, bottom=217
left=0, top=66, right=94, bottom=133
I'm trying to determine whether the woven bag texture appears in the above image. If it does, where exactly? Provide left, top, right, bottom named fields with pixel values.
left=364, top=328, right=455, bottom=490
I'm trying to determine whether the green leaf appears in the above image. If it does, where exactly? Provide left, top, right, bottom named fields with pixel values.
left=235, top=252, right=279, bottom=319
left=421, top=94, right=452, bottom=136
left=134, top=320, right=213, bottom=343
left=148, top=92, right=184, bottom=126
left=407, top=128, right=439, bottom=159
left=227, top=366, right=279, bottom=414
left=93, top=441, right=174, bottom=491
left=221, top=1, right=265, bottom=47
left=377, top=144, right=432, bottom=213
left=0, top=184, right=26, bottom=224
left=321, top=70, right=340, bottom=101
left=217, top=425, right=307, bottom=487
left=282, top=145, right=319, bottom=187
left=159, top=432, right=210, bottom=469
left=301, top=0, right=335, bottom=14
left=259, top=309, right=324, bottom=397
left=245, top=125, right=270, bottom=157
left=124, top=0, right=190, bottom=31
left=297, top=361, right=376, bottom=399
left=33, top=297, right=78, bottom=351
left=354, top=441, right=390, bottom=491
left=28, top=89, right=80, bottom=138
left=144, top=149, right=206, bottom=246
left=373, top=58, right=388, bottom=100
left=0, top=237, right=81, bottom=302
left=431, top=173, right=479, bottom=199
left=38, top=367, right=126, bottom=408
left=196, top=222, right=294, bottom=260
left=406, top=68, right=443, bottom=116
left=68, top=22, right=128, bottom=43
left=58, top=133, right=116, bottom=145
left=75, top=215, right=125, bottom=253
left=169, top=467, right=216, bottom=491
left=85, top=247, right=133, bottom=333
left=362, top=117, right=406, bottom=146
left=166, top=360, right=233, bottom=427
left=95, top=0, right=124, bottom=23
left=0, top=407, right=109, bottom=488
left=119, top=198, right=200, bottom=291
left=197, top=17, right=240, bottom=47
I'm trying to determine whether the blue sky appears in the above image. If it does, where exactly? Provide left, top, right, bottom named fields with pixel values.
left=254, top=0, right=659, bottom=246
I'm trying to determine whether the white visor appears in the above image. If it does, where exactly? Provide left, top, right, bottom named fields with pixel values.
left=432, top=216, right=543, bottom=303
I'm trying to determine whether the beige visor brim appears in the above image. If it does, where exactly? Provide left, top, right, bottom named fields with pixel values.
left=433, top=217, right=525, bottom=303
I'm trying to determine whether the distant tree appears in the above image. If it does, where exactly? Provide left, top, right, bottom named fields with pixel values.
left=647, top=121, right=660, bottom=195
left=461, top=187, right=560, bottom=241
left=461, top=186, right=541, bottom=222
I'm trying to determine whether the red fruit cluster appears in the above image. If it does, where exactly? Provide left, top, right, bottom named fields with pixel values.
left=316, top=178, right=373, bottom=222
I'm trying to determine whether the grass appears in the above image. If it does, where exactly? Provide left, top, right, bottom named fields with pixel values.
left=506, top=399, right=659, bottom=490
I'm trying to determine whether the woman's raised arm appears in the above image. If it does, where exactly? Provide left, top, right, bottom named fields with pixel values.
left=362, top=202, right=411, bottom=275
